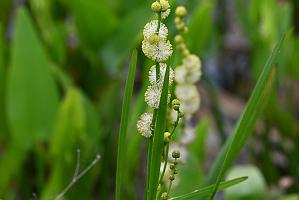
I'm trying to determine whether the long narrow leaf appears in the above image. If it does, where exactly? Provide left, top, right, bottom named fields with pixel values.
left=206, top=32, right=287, bottom=199
left=170, top=177, right=248, bottom=200
left=147, top=64, right=170, bottom=199
left=115, top=50, right=137, bottom=199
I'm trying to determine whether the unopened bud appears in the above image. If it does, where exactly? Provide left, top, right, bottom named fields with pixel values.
left=160, top=0, right=170, bottom=11
left=176, top=6, right=187, bottom=17
left=164, top=132, right=171, bottom=142
left=151, top=1, right=162, bottom=12
left=172, top=150, right=180, bottom=159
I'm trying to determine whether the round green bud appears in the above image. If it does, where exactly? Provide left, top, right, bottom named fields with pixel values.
left=172, top=99, right=180, bottom=111
left=172, top=150, right=181, bottom=159
left=169, top=175, right=175, bottom=181
left=161, top=192, right=169, bottom=200
left=174, top=35, right=183, bottom=44
left=182, top=49, right=190, bottom=57
left=164, top=132, right=171, bottom=142
left=160, top=0, right=170, bottom=11
left=178, top=43, right=187, bottom=51
left=148, top=34, right=160, bottom=44
left=151, top=1, right=162, bottom=12
left=176, top=21, right=185, bottom=31
left=173, top=169, right=178, bottom=174
left=174, top=17, right=181, bottom=25
left=170, top=164, right=175, bottom=170
left=179, top=111, right=184, bottom=118
left=176, top=6, right=187, bottom=17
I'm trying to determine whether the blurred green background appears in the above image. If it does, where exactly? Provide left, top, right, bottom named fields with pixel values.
left=0, top=0, right=299, bottom=199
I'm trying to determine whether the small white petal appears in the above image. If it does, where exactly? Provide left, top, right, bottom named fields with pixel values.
left=144, top=84, right=171, bottom=109
left=137, top=112, right=153, bottom=138
left=161, top=9, right=171, bottom=19
left=143, top=20, right=168, bottom=40
left=149, top=63, right=174, bottom=86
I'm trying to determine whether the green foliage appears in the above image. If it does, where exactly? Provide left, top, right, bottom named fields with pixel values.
left=0, top=8, right=59, bottom=193
left=207, top=32, right=286, bottom=199
left=170, top=177, right=248, bottom=200
left=116, top=50, right=137, bottom=199
left=224, top=165, right=267, bottom=200
left=147, top=65, right=170, bottom=200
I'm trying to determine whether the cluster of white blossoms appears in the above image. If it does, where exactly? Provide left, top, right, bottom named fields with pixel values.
left=174, top=6, right=202, bottom=119
left=137, top=0, right=174, bottom=138
left=142, top=0, right=173, bottom=62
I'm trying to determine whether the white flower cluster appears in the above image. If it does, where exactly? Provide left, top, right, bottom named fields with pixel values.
left=175, top=54, right=202, bottom=117
left=137, top=0, right=173, bottom=138
left=142, top=21, right=173, bottom=62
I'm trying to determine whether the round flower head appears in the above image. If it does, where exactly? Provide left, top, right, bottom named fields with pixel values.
left=143, top=20, right=168, bottom=40
left=180, top=94, right=200, bottom=116
left=161, top=9, right=171, bottom=19
left=148, top=63, right=174, bottom=86
left=144, top=83, right=170, bottom=109
left=142, top=39, right=173, bottom=62
left=183, top=54, right=202, bottom=71
left=175, top=84, right=198, bottom=101
left=137, top=112, right=153, bottom=138
left=174, top=65, right=187, bottom=84
left=175, top=84, right=200, bottom=115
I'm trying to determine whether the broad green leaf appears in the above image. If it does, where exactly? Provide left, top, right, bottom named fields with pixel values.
left=147, top=64, right=170, bottom=199
left=115, top=50, right=137, bottom=200
left=169, top=177, right=248, bottom=200
left=224, top=165, right=266, bottom=200
left=42, top=88, right=97, bottom=200
left=0, top=8, right=59, bottom=192
left=6, top=7, right=59, bottom=145
left=205, top=32, right=286, bottom=199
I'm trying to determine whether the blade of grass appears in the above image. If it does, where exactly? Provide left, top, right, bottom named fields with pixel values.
left=115, top=50, right=137, bottom=200
left=169, top=177, right=248, bottom=200
left=206, top=32, right=287, bottom=199
left=147, top=64, right=170, bottom=200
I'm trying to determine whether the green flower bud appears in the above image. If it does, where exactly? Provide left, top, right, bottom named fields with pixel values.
left=182, top=49, right=190, bottom=57
left=174, top=17, right=181, bottom=25
left=176, top=21, right=185, bottom=31
left=164, top=131, right=171, bottom=142
left=172, top=150, right=180, bottom=159
left=176, top=6, right=187, bottom=17
left=174, top=35, right=183, bottom=44
left=172, top=99, right=180, bottom=111
left=161, top=192, right=169, bottom=200
left=151, top=1, right=162, bottom=12
left=160, top=0, right=170, bottom=11
left=179, top=111, right=184, bottom=118
left=148, top=34, right=160, bottom=44
left=170, top=164, right=175, bottom=170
